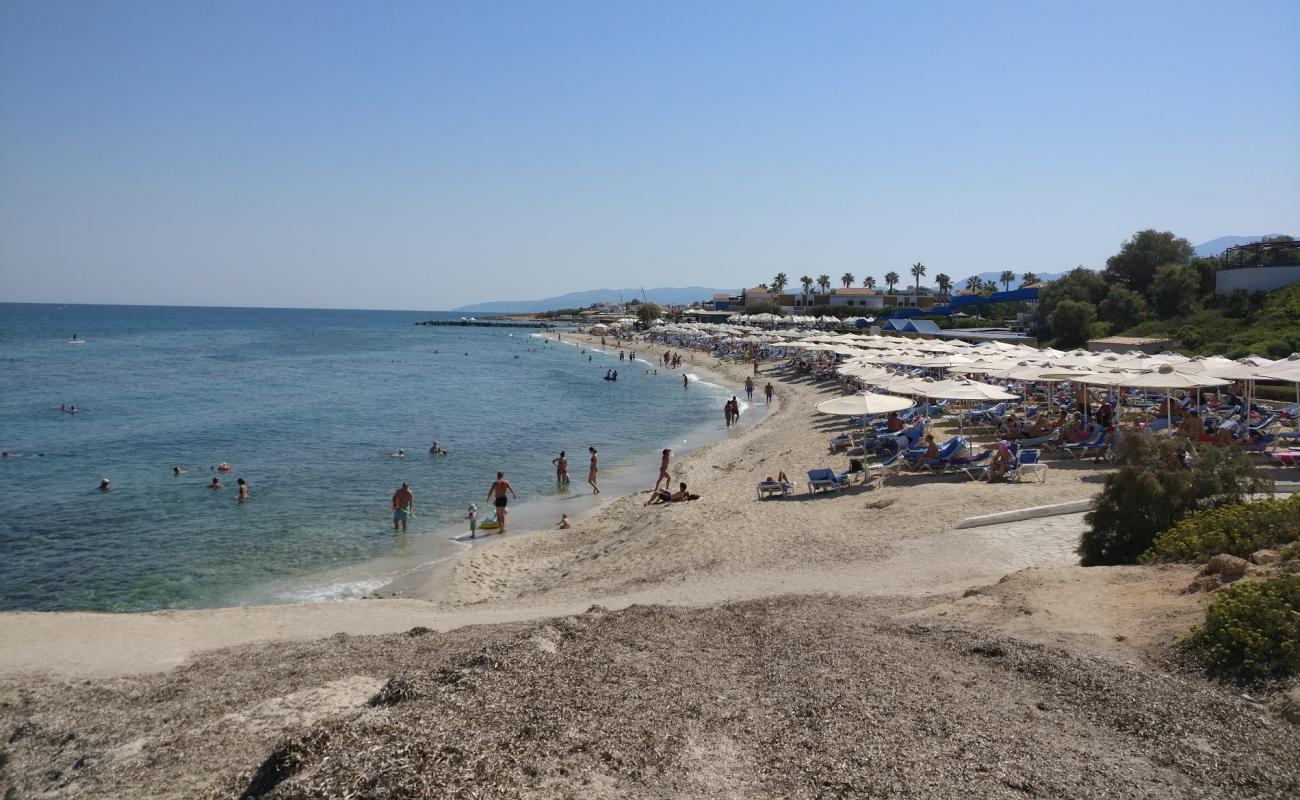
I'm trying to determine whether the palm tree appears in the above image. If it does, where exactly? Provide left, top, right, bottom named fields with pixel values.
left=1020, top=272, right=1039, bottom=286
left=862, top=276, right=876, bottom=290
left=841, top=272, right=855, bottom=288
left=910, top=262, right=926, bottom=291
left=884, top=271, right=900, bottom=293
left=817, top=274, right=831, bottom=294
left=771, top=272, right=788, bottom=294
left=999, top=270, right=1016, bottom=291
left=935, top=273, right=952, bottom=298
left=800, top=275, right=814, bottom=304
left=982, top=279, right=998, bottom=295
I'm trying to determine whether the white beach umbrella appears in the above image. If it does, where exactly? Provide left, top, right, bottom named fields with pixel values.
left=816, top=393, right=915, bottom=417
left=1256, top=362, right=1300, bottom=411
left=1115, top=365, right=1231, bottom=430
left=920, top=379, right=1018, bottom=438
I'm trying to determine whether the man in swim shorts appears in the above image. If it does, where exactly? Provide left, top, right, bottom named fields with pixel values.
left=392, top=482, right=414, bottom=531
left=486, top=472, right=518, bottom=533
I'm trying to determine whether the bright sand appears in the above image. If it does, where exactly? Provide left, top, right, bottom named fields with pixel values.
left=0, top=332, right=1132, bottom=679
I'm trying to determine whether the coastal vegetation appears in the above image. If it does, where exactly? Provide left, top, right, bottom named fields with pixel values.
left=1078, top=436, right=1268, bottom=567
left=1187, top=576, right=1300, bottom=684
left=1142, top=495, right=1300, bottom=564
left=1034, top=231, right=1300, bottom=355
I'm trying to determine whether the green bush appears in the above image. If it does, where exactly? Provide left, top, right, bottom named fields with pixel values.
left=1142, top=495, right=1300, bottom=563
left=1187, top=576, right=1300, bottom=684
left=1078, top=436, right=1271, bottom=566
left=1279, top=543, right=1300, bottom=575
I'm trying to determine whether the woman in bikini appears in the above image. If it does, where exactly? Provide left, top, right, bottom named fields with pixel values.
left=588, top=447, right=600, bottom=494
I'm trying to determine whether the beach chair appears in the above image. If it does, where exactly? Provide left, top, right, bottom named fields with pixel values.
left=757, top=479, right=795, bottom=499
left=959, top=450, right=996, bottom=481
left=915, top=446, right=984, bottom=476
left=1010, top=449, right=1046, bottom=482
left=1015, top=428, right=1059, bottom=448
left=1059, top=426, right=1108, bottom=459
left=807, top=468, right=850, bottom=495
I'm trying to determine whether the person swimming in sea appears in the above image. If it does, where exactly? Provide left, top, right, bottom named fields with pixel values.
left=429, top=441, right=447, bottom=455
left=98, top=478, right=111, bottom=491
left=210, top=477, right=224, bottom=489
left=391, top=449, right=406, bottom=458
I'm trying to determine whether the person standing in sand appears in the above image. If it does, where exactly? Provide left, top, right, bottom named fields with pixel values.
left=486, top=472, right=518, bottom=533
left=723, top=399, right=733, bottom=428
left=744, top=376, right=755, bottom=401
left=653, top=448, right=672, bottom=493
left=587, top=447, right=600, bottom=493
left=392, top=482, right=413, bottom=531
left=765, top=382, right=774, bottom=404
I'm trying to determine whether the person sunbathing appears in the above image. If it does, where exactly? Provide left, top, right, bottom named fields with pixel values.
left=999, top=413, right=1025, bottom=440
left=777, top=471, right=794, bottom=492
left=647, top=481, right=694, bottom=504
left=910, top=434, right=940, bottom=469
left=1029, top=415, right=1055, bottom=437
left=987, top=441, right=1013, bottom=482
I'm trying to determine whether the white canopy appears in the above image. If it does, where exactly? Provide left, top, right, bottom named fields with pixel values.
left=815, top=393, right=915, bottom=417
left=921, top=379, right=1019, bottom=401
left=1114, top=365, right=1230, bottom=390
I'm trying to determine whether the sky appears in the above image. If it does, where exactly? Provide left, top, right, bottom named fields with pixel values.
left=1, top=1, right=1297, bottom=310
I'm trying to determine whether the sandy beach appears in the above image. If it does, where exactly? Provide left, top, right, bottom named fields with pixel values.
left=2, top=332, right=1297, bottom=798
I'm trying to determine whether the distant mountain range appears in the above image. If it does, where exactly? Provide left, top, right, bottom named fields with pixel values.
left=450, top=286, right=735, bottom=313
left=1193, top=235, right=1286, bottom=258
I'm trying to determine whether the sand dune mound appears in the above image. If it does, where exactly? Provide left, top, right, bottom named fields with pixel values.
left=7, top=596, right=1295, bottom=799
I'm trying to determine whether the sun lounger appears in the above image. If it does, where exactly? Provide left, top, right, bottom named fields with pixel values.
left=807, top=468, right=851, bottom=495
left=959, top=450, right=995, bottom=481
left=1270, top=451, right=1300, bottom=468
left=1059, top=427, right=1108, bottom=458
left=1010, top=449, right=1046, bottom=482
left=757, top=480, right=796, bottom=499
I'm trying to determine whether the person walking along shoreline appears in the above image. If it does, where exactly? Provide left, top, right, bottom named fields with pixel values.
left=486, top=472, right=518, bottom=533
left=588, top=447, right=600, bottom=494
left=392, top=482, right=414, bottom=531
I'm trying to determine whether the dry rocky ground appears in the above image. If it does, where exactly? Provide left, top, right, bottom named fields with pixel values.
left=3, top=594, right=1298, bottom=799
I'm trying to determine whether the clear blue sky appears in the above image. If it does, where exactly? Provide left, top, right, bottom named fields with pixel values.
left=2, top=1, right=1297, bottom=310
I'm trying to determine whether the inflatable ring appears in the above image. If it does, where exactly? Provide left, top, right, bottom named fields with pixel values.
left=217, top=464, right=232, bottom=471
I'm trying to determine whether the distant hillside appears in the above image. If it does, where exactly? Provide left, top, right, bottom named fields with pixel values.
left=1194, top=235, right=1286, bottom=258
left=451, top=286, right=734, bottom=313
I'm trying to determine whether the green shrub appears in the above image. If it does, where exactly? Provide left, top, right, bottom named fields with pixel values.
left=1279, top=543, right=1300, bottom=575
left=1187, top=576, right=1300, bottom=684
left=1078, top=436, right=1271, bottom=566
left=1142, top=495, right=1300, bottom=563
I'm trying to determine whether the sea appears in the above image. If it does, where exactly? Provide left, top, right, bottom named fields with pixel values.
left=0, top=303, right=755, bottom=612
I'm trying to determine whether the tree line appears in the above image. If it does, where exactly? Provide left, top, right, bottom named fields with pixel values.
left=1036, top=231, right=1296, bottom=349
left=755, top=266, right=1041, bottom=300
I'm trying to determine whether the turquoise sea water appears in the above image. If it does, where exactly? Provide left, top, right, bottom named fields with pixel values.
left=0, top=304, right=750, bottom=612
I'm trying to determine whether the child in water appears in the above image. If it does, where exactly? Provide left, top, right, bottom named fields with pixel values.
left=466, top=504, right=478, bottom=538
